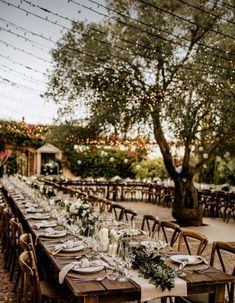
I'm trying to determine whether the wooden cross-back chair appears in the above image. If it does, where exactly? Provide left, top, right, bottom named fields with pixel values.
left=0, top=202, right=6, bottom=242
left=19, top=233, right=38, bottom=266
left=210, top=241, right=235, bottom=303
left=98, top=199, right=113, bottom=213
left=2, top=207, right=13, bottom=268
left=178, top=229, right=208, bottom=256
left=141, top=214, right=160, bottom=238
left=8, top=218, right=23, bottom=281
left=159, top=220, right=181, bottom=248
left=110, top=203, right=125, bottom=221
left=18, top=250, right=71, bottom=303
left=123, top=208, right=137, bottom=222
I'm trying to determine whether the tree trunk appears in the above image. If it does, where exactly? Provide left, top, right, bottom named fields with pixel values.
left=172, top=178, right=203, bottom=226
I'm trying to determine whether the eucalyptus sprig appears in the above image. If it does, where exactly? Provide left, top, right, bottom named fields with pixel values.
left=131, top=247, right=176, bottom=291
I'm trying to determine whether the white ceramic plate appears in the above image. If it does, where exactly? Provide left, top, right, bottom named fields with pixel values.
left=72, top=265, right=104, bottom=273
left=26, top=208, right=44, bottom=213
left=62, top=244, right=85, bottom=252
left=29, top=214, right=51, bottom=220
left=170, top=255, right=203, bottom=265
left=43, top=231, right=67, bottom=238
left=41, top=222, right=57, bottom=228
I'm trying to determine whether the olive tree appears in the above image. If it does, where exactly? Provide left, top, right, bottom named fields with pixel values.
left=44, top=0, right=235, bottom=225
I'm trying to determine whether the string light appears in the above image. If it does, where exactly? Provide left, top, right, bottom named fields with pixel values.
left=0, top=39, right=51, bottom=63
left=0, top=26, right=51, bottom=51
left=0, top=53, right=49, bottom=76
left=0, top=76, right=43, bottom=94
left=137, top=0, right=235, bottom=41
left=0, top=63, right=46, bottom=85
left=72, top=0, right=235, bottom=58
left=0, top=0, right=233, bottom=106
left=2, top=0, right=234, bottom=67
left=176, top=0, right=235, bottom=26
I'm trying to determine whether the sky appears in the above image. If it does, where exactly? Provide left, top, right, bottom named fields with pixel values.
left=0, top=0, right=105, bottom=125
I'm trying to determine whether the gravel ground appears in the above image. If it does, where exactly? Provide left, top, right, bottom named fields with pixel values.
left=0, top=202, right=234, bottom=302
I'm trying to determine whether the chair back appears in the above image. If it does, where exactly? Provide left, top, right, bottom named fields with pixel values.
left=123, top=208, right=137, bottom=222
left=99, top=199, right=113, bottom=213
left=210, top=241, right=235, bottom=303
left=159, top=221, right=181, bottom=248
left=2, top=207, right=12, bottom=246
left=19, top=250, right=42, bottom=303
left=0, top=202, right=6, bottom=237
left=19, top=233, right=38, bottom=267
left=141, top=214, right=160, bottom=237
left=178, top=229, right=208, bottom=255
left=110, top=203, right=125, bottom=220
left=10, top=217, right=23, bottom=251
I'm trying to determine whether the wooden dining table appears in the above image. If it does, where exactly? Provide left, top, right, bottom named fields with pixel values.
left=2, top=179, right=235, bottom=303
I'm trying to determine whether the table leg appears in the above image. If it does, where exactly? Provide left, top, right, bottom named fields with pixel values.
left=81, top=296, right=98, bottom=303
left=209, top=284, right=226, bottom=303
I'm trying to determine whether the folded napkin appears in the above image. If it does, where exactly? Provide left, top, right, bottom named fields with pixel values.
left=58, top=259, right=107, bottom=284
left=35, top=228, right=66, bottom=245
left=59, top=261, right=80, bottom=284
left=117, top=228, right=141, bottom=237
left=32, top=220, right=57, bottom=230
left=196, top=256, right=209, bottom=265
left=52, top=240, right=84, bottom=255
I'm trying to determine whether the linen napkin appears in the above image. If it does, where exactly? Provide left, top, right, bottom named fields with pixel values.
left=58, top=259, right=107, bottom=284
left=59, top=261, right=80, bottom=284
left=32, top=220, right=57, bottom=230
left=52, top=240, right=84, bottom=255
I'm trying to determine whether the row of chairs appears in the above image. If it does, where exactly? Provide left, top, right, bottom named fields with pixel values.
left=198, top=190, right=235, bottom=223
left=0, top=197, right=73, bottom=303
left=141, top=214, right=208, bottom=255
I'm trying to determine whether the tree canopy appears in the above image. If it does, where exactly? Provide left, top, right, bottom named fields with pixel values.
left=44, top=0, right=235, bottom=224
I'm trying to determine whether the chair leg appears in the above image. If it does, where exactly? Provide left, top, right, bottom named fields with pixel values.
left=14, top=268, right=21, bottom=293
left=10, top=252, right=17, bottom=281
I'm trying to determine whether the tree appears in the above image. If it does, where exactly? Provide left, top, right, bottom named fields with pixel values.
left=44, top=0, right=235, bottom=225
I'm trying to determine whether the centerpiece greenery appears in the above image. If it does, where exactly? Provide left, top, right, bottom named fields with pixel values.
left=131, top=247, right=176, bottom=291
left=67, top=198, right=98, bottom=236
left=39, top=184, right=56, bottom=198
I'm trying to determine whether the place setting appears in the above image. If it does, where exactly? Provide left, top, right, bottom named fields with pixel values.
left=25, top=213, right=52, bottom=220
left=166, top=254, right=210, bottom=275
left=58, top=256, right=112, bottom=284
left=51, top=239, right=86, bottom=255
left=31, top=219, right=58, bottom=230
left=34, top=227, right=69, bottom=244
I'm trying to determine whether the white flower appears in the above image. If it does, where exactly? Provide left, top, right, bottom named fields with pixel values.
left=124, top=158, right=128, bottom=163
left=135, top=164, right=141, bottom=170
left=69, top=204, right=76, bottom=214
left=100, top=150, right=106, bottom=157
left=199, top=146, right=204, bottom=152
left=203, top=153, right=208, bottom=159
left=109, top=157, right=115, bottom=162
left=74, top=144, right=79, bottom=150
left=64, top=200, right=71, bottom=206
left=74, top=201, right=82, bottom=208
left=77, top=160, right=82, bottom=165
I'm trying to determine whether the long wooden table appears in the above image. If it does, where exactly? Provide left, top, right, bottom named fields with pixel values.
left=3, top=181, right=235, bottom=303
